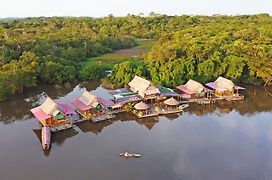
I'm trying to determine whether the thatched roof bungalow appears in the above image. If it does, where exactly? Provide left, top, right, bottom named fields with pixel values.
left=30, top=97, right=66, bottom=126
left=72, top=91, right=101, bottom=117
left=135, top=102, right=149, bottom=110
left=164, top=97, right=180, bottom=106
left=205, top=76, right=245, bottom=96
left=176, top=79, right=206, bottom=98
left=128, top=76, right=160, bottom=99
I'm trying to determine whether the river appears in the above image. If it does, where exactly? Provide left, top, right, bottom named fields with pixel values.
left=0, top=81, right=271, bottom=180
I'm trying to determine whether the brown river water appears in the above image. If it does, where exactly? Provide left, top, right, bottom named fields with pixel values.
left=0, top=80, right=271, bottom=180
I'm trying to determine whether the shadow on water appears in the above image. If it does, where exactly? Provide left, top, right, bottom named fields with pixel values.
left=163, top=113, right=180, bottom=121
left=76, top=120, right=113, bottom=135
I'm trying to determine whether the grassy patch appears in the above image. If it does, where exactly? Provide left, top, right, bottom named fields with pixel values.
left=81, top=39, right=157, bottom=70
left=82, top=54, right=131, bottom=69
left=134, top=39, right=156, bottom=50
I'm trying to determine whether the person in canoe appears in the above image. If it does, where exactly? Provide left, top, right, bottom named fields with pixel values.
left=120, top=151, right=141, bottom=158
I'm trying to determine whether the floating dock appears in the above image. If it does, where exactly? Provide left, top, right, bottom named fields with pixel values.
left=50, top=123, right=73, bottom=133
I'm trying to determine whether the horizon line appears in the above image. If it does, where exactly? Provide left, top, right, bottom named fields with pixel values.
left=0, top=12, right=271, bottom=19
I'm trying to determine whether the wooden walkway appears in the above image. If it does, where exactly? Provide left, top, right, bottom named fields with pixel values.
left=134, top=107, right=184, bottom=119
left=224, top=95, right=244, bottom=101
left=110, top=109, right=125, bottom=115
left=48, top=94, right=244, bottom=133
left=50, top=111, right=115, bottom=132
left=51, top=123, right=73, bottom=133
left=91, top=114, right=115, bottom=122
left=193, top=98, right=216, bottom=105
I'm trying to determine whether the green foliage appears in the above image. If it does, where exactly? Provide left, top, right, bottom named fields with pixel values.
left=40, top=61, right=77, bottom=84
left=110, top=59, right=148, bottom=87
left=124, top=102, right=136, bottom=112
left=0, top=74, right=13, bottom=101
left=144, top=15, right=272, bottom=86
left=80, top=61, right=107, bottom=80
left=1, top=14, right=272, bottom=100
left=0, top=51, right=38, bottom=99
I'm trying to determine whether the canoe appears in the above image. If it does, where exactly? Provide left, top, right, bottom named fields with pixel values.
left=179, top=103, right=189, bottom=110
left=120, top=152, right=141, bottom=158
left=41, top=126, right=51, bottom=150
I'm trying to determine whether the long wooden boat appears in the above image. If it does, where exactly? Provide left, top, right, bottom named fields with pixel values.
left=41, top=126, right=51, bottom=150
left=120, top=152, right=141, bottom=158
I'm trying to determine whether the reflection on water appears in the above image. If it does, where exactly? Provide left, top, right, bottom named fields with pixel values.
left=0, top=82, right=271, bottom=124
left=0, top=82, right=272, bottom=180
left=77, top=121, right=113, bottom=135
left=0, top=80, right=101, bottom=123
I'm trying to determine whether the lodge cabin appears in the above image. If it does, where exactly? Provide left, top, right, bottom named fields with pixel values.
left=133, top=101, right=158, bottom=118
left=157, top=86, right=182, bottom=101
left=205, top=76, right=245, bottom=101
left=30, top=97, right=70, bottom=128
left=176, top=79, right=210, bottom=99
left=58, top=102, right=79, bottom=123
left=128, top=75, right=160, bottom=102
left=161, top=97, right=183, bottom=114
left=91, top=87, right=117, bottom=110
left=108, top=87, right=143, bottom=110
left=92, top=86, right=126, bottom=114
left=72, top=91, right=103, bottom=118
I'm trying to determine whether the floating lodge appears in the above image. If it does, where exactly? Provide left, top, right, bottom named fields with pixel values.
left=30, top=75, right=245, bottom=150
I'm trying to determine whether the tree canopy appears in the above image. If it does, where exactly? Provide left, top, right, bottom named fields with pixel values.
left=111, top=14, right=272, bottom=87
left=0, top=14, right=272, bottom=100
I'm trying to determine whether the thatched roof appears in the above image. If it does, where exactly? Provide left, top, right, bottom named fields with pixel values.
left=145, top=85, right=160, bottom=95
left=40, top=97, right=60, bottom=116
left=214, top=76, right=234, bottom=90
left=185, top=79, right=204, bottom=92
left=129, top=76, right=160, bottom=98
left=135, top=102, right=149, bottom=110
left=164, top=97, right=180, bottom=106
left=79, top=91, right=98, bottom=107
left=128, top=75, right=151, bottom=93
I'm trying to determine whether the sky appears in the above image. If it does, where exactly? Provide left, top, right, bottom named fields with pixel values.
left=1, top=0, right=272, bottom=18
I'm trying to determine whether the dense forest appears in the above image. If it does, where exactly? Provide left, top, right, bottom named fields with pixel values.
left=109, top=14, right=272, bottom=88
left=1, top=14, right=272, bottom=100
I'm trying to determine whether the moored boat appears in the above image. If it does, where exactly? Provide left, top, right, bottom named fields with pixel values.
left=41, top=126, right=51, bottom=150
left=179, top=103, right=189, bottom=110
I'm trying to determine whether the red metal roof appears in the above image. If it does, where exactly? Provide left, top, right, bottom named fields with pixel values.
left=176, top=85, right=196, bottom=95
left=58, top=102, right=77, bottom=115
left=71, top=99, right=92, bottom=111
left=30, top=107, right=51, bottom=123
left=205, top=82, right=228, bottom=91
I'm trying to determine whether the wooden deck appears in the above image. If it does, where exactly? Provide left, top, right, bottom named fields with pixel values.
left=224, top=95, right=244, bottom=101
left=91, top=114, right=115, bottom=122
left=76, top=110, right=114, bottom=122
left=51, top=123, right=73, bottom=133
left=109, top=109, right=125, bottom=115
left=212, top=93, right=244, bottom=102
left=193, top=98, right=216, bottom=105
left=134, top=106, right=185, bottom=118
left=50, top=111, right=115, bottom=132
